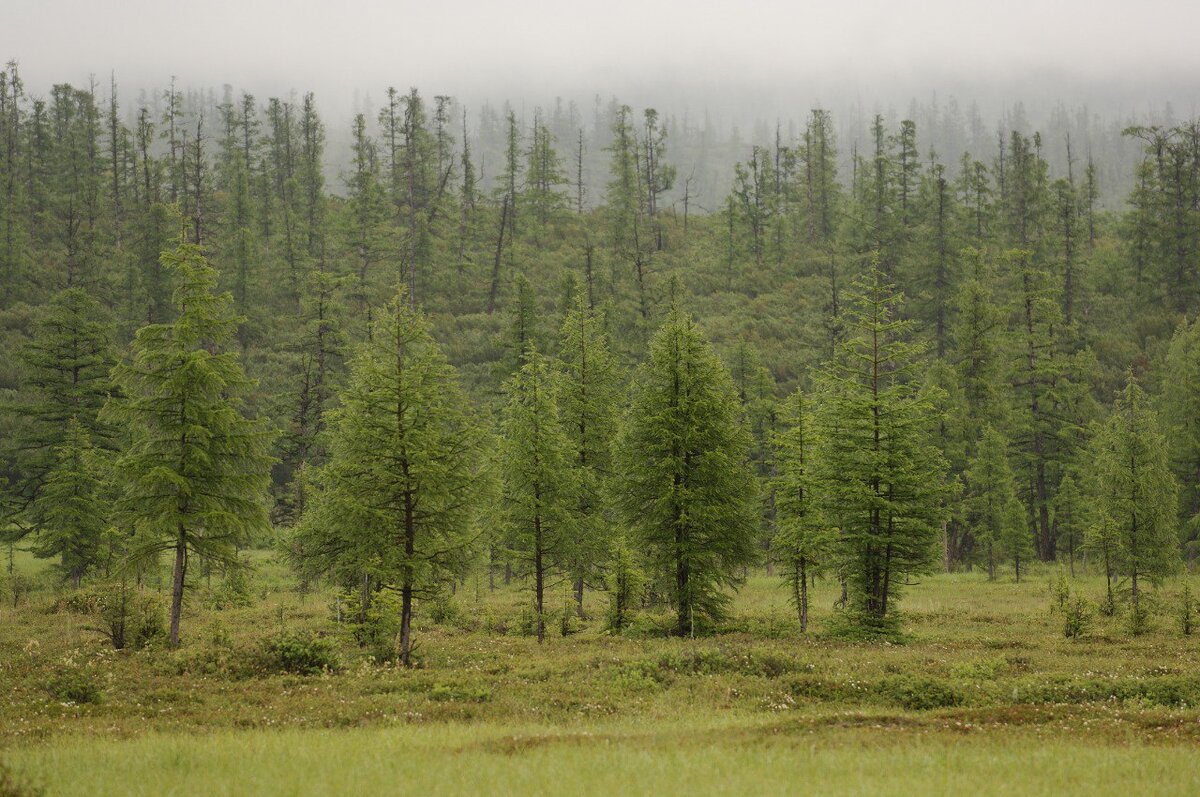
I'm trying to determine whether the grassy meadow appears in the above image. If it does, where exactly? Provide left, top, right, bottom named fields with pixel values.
left=2, top=548, right=1200, bottom=795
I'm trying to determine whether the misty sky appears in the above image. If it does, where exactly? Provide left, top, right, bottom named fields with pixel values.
left=6, top=0, right=1200, bottom=117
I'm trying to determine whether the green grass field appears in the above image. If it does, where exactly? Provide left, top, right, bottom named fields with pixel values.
left=2, top=548, right=1200, bottom=795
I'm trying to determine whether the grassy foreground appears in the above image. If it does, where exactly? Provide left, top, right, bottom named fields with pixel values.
left=3, top=549, right=1200, bottom=794
left=5, top=720, right=1200, bottom=796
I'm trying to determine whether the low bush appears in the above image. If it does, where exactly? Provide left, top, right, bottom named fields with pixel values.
left=261, top=631, right=340, bottom=675
left=45, top=669, right=101, bottom=705
left=877, top=676, right=963, bottom=710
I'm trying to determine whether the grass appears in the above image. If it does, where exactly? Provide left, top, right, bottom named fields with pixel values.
left=7, top=721, right=1200, bottom=796
left=2, top=549, right=1200, bottom=794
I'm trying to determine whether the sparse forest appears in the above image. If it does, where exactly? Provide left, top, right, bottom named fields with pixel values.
left=3, top=57, right=1200, bottom=795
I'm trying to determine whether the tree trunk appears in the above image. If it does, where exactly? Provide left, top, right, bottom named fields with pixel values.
left=534, top=515, right=545, bottom=643
left=169, top=529, right=187, bottom=647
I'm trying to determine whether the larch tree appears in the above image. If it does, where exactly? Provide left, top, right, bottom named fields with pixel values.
left=811, top=266, right=948, bottom=636
left=6, top=287, right=115, bottom=530
left=1161, top=316, right=1200, bottom=555
left=772, top=388, right=835, bottom=631
left=614, top=305, right=758, bottom=636
left=555, top=294, right=620, bottom=617
left=291, top=292, right=487, bottom=666
left=966, top=426, right=1028, bottom=581
left=28, top=417, right=107, bottom=587
left=1053, top=472, right=1085, bottom=577
left=106, top=244, right=275, bottom=647
left=1088, top=373, right=1179, bottom=630
left=499, top=352, right=576, bottom=643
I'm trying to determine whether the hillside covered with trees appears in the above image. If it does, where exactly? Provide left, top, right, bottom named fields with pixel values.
left=4, top=60, right=1200, bottom=648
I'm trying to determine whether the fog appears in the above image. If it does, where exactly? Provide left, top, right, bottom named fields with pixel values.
left=7, top=0, right=1200, bottom=121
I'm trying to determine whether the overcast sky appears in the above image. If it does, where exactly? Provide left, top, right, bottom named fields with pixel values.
left=5, top=0, right=1200, bottom=117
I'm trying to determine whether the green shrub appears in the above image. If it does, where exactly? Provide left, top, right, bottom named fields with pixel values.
left=205, top=564, right=254, bottom=610
left=92, top=583, right=164, bottom=650
left=45, top=669, right=101, bottom=704
left=878, top=676, right=962, bottom=710
left=261, top=632, right=340, bottom=675
left=1064, top=594, right=1093, bottom=639
left=1048, top=568, right=1070, bottom=614
left=51, top=587, right=104, bottom=615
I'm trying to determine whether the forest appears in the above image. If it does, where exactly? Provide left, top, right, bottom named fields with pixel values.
left=3, top=57, right=1200, bottom=795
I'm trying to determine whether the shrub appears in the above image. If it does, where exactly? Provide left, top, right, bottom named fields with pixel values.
left=261, top=632, right=340, bottom=675
left=51, top=587, right=104, bottom=615
left=878, top=676, right=962, bottom=710
left=1048, top=568, right=1070, bottom=614
left=205, top=564, right=254, bottom=610
left=45, top=669, right=101, bottom=704
left=1063, top=594, right=1093, bottom=639
left=92, top=583, right=164, bottom=650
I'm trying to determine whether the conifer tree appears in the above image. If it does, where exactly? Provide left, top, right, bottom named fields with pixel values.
left=1161, top=316, right=1200, bottom=553
left=811, top=267, right=948, bottom=634
left=966, top=426, right=1028, bottom=581
left=1053, top=472, right=1085, bottom=577
left=499, top=353, right=576, bottom=642
left=29, top=417, right=106, bottom=587
left=106, top=244, right=274, bottom=647
left=1088, top=373, right=1179, bottom=629
left=6, top=288, right=115, bottom=525
left=614, top=306, right=758, bottom=635
left=555, top=294, right=620, bottom=616
left=772, top=388, right=834, bottom=630
left=292, top=292, right=486, bottom=665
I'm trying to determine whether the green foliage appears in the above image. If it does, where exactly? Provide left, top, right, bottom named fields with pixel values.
left=93, top=581, right=165, bottom=650
left=499, top=352, right=577, bottom=642
left=104, top=243, right=275, bottom=646
left=555, top=294, right=620, bottom=613
left=1063, top=594, right=1093, bottom=639
left=772, top=388, right=835, bottom=630
left=615, top=305, right=759, bottom=635
left=878, top=675, right=963, bottom=710
left=604, top=533, right=645, bottom=633
left=45, top=669, right=101, bottom=705
left=966, top=426, right=1029, bottom=581
left=292, top=293, right=488, bottom=665
left=27, top=418, right=107, bottom=585
left=811, top=267, right=948, bottom=634
left=261, top=631, right=340, bottom=675
left=1087, top=373, right=1180, bottom=623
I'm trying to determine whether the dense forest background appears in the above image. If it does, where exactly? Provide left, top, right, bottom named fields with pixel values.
left=4, top=59, right=1200, bottom=642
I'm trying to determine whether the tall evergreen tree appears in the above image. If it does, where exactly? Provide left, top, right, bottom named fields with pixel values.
left=499, top=353, right=576, bottom=642
left=965, top=426, right=1028, bottom=581
left=106, top=244, right=274, bottom=646
left=811, top=267, right=948, bottom=634
left=772, top=388, right=834, bottom=630
left=614, top=305, right=758, bottom=635
left=555, top=294, right=620, bottom=616
left=28, top=417, right=106, bottom=587
left=1088, top=373, right=1180, bottom=629
left=292, top=292, right=486, bottom=665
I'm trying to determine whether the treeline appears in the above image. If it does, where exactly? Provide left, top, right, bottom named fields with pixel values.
left=2, top=61, right=1200, bottom=652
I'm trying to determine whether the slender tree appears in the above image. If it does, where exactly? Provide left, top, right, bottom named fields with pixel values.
left=106, top=244, right=274, bottom=647
left=614, top=305, right=758, bottom=635
left=291, top=292, right=487, bottom=665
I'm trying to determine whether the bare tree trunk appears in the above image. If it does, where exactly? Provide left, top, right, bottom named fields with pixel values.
left=169, top=530, right=187, bottom=647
